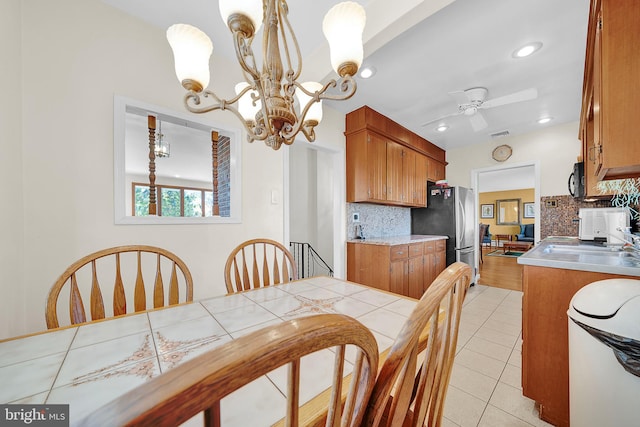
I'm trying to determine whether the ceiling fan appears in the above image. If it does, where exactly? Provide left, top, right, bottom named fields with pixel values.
left=422, top=87, right=538, bottom=132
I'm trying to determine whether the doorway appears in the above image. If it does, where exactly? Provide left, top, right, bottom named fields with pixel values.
left=285, top=142, right=345, bottom=278
left=472, top=161, right=540, bottom=290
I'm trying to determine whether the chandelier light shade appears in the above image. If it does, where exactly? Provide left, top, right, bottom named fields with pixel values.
left=166, top=24, right=213, bottom=92
left=296, top=82, right=324, bottom=124
left=323, top=2, right=366, bottom=77
left=166, top=0, right=366, bottom=150
left=218, top=0, right=263, bottom=35
left=235, top=82, right=261, bottom=122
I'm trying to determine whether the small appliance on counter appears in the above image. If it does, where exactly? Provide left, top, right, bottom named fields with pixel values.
left=578, top=207, right=630, bottom=244
left=568, top=162, right=585, bottom=199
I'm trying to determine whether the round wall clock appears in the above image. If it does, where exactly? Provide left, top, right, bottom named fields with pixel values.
left=492, top=144, right=512, bottom=162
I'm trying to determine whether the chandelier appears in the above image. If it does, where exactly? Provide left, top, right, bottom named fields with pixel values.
left=166, top=0, right=366, bottom=150
left=154, top=120, right=171, bottom=158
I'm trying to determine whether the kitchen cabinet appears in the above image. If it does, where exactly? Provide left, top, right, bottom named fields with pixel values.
left=346, top=106, right=446, bottom=207
left=579, top=0, right=640, bottom=181
left=347, top=239, right=446, bottom=299
left=345, top=130, right=387, bottom=203
left=414, top=153, right=428, bottom=206
left=426, top=156, right=445, bottom=182
left=389, top=141, right=423, bottom=205
left=386, top=141, right=404, bottom=204
left=423, top=240, right=446, bottom=292
left=522, top=264, right=638, bottom=427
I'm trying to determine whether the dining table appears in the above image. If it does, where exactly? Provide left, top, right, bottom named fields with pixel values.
left=0, top=276, right=420, bottom=426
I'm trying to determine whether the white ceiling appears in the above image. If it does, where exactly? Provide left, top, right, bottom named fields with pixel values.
left=104, top=0, right=590, bottom=151
left=478, top=167, right=536, bottom=193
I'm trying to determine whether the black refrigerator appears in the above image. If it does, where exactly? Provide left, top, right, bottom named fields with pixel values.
left=411, top=185, right=476, bottom=269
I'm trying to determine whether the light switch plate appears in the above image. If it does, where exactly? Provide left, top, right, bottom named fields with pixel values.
left=352, top=212, right=360, bottom=222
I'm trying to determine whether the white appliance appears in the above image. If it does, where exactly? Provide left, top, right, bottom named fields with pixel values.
left=578, top=207, right=630, bottom=244
left=568, top=279, right=640, bottom=427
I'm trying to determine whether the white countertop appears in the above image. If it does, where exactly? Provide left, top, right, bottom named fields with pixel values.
left=517, top=236, right=640, bottom=277
left=347, top=234, right=448, bottom=246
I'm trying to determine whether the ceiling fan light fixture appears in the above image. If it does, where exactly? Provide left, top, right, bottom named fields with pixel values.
left=513, top=42, right=543, bottom=58
left=464, top=106, right=477, bottom=116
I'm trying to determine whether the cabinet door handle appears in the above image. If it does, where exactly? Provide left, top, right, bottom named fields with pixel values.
left=396, top=251, right=404, bottom=256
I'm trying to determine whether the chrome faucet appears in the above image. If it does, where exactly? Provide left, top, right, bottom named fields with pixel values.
left=617, top=227, right=640, bottom=253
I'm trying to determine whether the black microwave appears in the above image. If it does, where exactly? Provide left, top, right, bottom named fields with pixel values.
left=568, top=162, right=584, bottom=199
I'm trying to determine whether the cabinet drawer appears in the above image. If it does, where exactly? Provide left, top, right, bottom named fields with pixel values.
left=390, top=245, right=409, bottom=260
left=409, top=243, right=423, bottom=257
left=424, top=241, right=435, bottom=253
left=435, top=239, right=446, bottom=251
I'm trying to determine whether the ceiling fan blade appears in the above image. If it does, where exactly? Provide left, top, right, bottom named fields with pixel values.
left=420, top=111, right=461, bottom=127
left=481, top=88, right=538, bottom=109
left=469, top=111, right=488, bottom=131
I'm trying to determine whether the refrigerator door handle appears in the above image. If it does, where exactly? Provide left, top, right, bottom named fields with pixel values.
left=457, top=196, right=466, bottom=246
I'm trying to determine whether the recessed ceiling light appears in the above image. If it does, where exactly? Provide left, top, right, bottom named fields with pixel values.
left=436, top=124, right=449, bottom=132
left=359, top=66, right=376, bottom=79
left=513, top=42, right=543, bottom=58
left=537, top=116, right=553, bottom=124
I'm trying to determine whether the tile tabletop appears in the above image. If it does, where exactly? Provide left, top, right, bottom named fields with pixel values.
left=0, top=276, right=416, bottom=426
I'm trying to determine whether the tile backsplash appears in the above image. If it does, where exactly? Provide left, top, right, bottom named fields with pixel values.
left=347, top=196, right=635, bottom=242
left=346, top=203, right=410, bottom=239
left=540, top=195, right=612, bottom=239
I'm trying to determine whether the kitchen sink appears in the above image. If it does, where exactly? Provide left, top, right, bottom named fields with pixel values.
left=543, top=244, right=629, bottom=255
left=541, top=244, right=640, bottom=267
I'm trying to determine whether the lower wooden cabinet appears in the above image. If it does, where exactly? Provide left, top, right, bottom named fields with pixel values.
left=522, top=265, right=638, bottom=427
left=347, top=239, right=446, bottom=299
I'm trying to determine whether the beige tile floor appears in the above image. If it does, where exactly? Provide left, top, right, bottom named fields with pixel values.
left=442, top=284, right=554, bottom=427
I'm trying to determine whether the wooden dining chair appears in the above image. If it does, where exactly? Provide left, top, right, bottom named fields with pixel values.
left=46, top=245, right=193, bottom=329
left=78, top=313, right=379, bottom=427
left=478, top=223, right=489, bottom=263
left=224, top=238, right=298, bottom=294
left=363, top=262, right=473, bottom=427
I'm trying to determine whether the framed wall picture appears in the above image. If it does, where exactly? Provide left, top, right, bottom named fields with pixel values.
left=481, top=204, right=494, bottom=218
left=524, top=202, right=535, bottom=218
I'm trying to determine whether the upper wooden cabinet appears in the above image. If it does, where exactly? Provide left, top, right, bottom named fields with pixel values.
left=346, top=106, right=446, bottom=207
left=579, top=0, right=640, bottom=181
left=426, top=156, right=445, bottom=182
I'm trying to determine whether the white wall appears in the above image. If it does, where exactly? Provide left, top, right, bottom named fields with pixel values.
left=0, top=0, right=25, bottom=340
left=446, top=121, right=581, bottom=196
left=289, top=147, right=317, bottom=246
left=2, top=0, right=288, bottom=339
